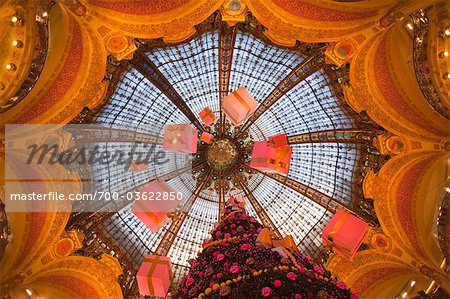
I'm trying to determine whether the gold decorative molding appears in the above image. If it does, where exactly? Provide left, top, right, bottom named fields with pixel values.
left=246, top=0, right=396, bottom=43
left=347, top=23, right=448, bottom=143
left=325, top=39, right=359, bottom=66
left=221, top=0, right=248, bottom=26
left=104, top=33, right=137, bottom=61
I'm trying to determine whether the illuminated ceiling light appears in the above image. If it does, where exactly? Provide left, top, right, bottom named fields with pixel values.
left=406, top=23, right=413, bottom=30
left=402, top=292, right=408, bottom=298
left=42, top=11, right=48, bottom=17
left=10, top=15, right=23, bottom=25
left=445, top=28, right=450, bottom=36
left=444, top=73, right=450, bottom=80
left=25, top=289, right=32, bottom=296
left=410, top=280, right=416, bottom=287
left=5, top=63, right=16, bottom=71
left=12, top=40, right=23, bottom=47
left=440, top=51, right=449, bottom=58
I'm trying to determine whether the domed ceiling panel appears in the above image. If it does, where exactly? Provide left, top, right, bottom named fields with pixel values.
left=146, top=31, right=220, bottom=120
left=228, top=31, right=303, bottom=102
left=96, top=68, right=191, bottom=131
left=289, top=143, right=357, bottom=206
left=253, top=71, right=355, bottom=138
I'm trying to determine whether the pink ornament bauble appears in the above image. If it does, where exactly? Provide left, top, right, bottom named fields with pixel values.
left=261, top=287, right=273, bottom=297
left=286, top=272, right=297, bottom=281
left=273, top=279, right=282, bottom=288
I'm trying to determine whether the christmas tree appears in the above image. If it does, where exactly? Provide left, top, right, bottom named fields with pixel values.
left=176, top=197, right=359, bottom=299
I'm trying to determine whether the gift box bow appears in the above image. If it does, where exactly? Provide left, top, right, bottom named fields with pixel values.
left=166, top=125, right=188, bottom=145
left=256, top=228, right=300, bottom=256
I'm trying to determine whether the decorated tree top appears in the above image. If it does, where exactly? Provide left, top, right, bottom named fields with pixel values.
left=176, top=197, right=358, bottom=299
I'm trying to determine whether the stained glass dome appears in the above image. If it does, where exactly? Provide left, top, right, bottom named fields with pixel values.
left=77, top=15, right=380, bottom=291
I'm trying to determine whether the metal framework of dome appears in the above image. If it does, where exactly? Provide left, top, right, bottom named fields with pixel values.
left=71, top=13, right=384, bottom=293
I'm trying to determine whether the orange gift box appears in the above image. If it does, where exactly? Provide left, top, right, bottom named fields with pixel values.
left=268, top=134, right=288, bottom=148
left=249, top=141, right=292, bottom=175
left=199, top=107, right=216, bottom=126
left=222, top=87, right=258, bottom=126
left=131, top=179, right=181, bottom=232
left=200, top=132, right=214, bottom=144
left=136, top=254, right=173, bottom=297
left=129, top=160, right=148, bottom=172
left=163, top=124, right=198, bottom=154
left=322, top=210, right=369, bottom=261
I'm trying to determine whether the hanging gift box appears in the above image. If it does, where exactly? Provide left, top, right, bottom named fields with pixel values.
left=136, top=254, right=173, bottom=297
left=129, top=160, right=148, bottom=172
left=249, top=141, right=292, bottom=175
left=163, top=124, right=198, bottom=154
left=222, top=87, right=258, bottom=126
left=199, top=107, right=216, bottom=126
left=200, top=132, right=214, bottom=144
left=322, top=210, right=369, bottom=261
left=267, top=134, right=288, bottom=148
left=226, top=195, right=246, bottom=210
left=131, top=179, right=181, bottom=232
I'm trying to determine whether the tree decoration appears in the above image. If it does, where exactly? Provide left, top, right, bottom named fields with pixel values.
left=176, top=199, right=359, bottom=299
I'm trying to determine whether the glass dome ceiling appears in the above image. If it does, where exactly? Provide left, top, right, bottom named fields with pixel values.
left=82, top=17, right=377, bottom=288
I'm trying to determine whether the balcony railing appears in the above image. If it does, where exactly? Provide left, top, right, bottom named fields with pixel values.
left=0, top=0, right=53, bottom=113
left=0, top=201, right=10, bottom=262
left=411, top=10, right=450, bottom=119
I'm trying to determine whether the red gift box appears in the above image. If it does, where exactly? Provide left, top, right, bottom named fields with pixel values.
left=129, top=160, right=148, bottom=172
left=222, top=87, right=258, bottom=126
left=249, top=141, right=292, bottom=175
left=199, top=107, right=216, bottom=126
left=268, top=134, right=288, bottom=148
left=322, top=210, right=369, bottom=261
left=200, top=132, right=214, bottom=144
left=131, top=179, right=181, bottom=232
left=136, top=255, right=173, bottom=297
left=163, top=124, right=198, bottom=154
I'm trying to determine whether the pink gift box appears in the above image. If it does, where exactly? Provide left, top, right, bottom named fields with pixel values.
left=200, top=132, right=214, bottom=144
left=249, top=141, right=292, bottom=175
left=131, top=179, right=181, bottom=232
left=199, top=107, right=216, bottom=126
left=129, top=160, right=148, bottom=172
left=322, top=210, right=369, bottom=261
left=226, top=195, right=246, bottom=209
left=136, top=255, right=173, bottom=297
left=222, top=87, right=258, bottom=126
left=268, top=134, right=288, bottom=148
left=163, top=124, right=198, bottom=154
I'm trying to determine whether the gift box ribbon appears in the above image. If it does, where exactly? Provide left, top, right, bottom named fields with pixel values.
left=252, top=158, right=288, bottom=171
left=200, top=108, right=216, bottom=121
left=268, top=135, right=287, bottom=147
left=166, top=126, right=187, bottom=148
left=233, top=91, right=252, bottom=110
